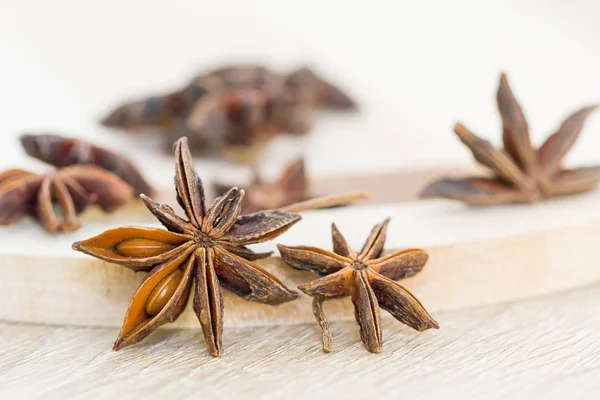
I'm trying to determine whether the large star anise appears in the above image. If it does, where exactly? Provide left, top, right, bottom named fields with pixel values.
left=421, top=73, right=600, bottom=205
left=278, top=218, right=438, bottom=353
left=0, top=166, right=133, bottom=232
left=72, top=137, right=300, bottom=356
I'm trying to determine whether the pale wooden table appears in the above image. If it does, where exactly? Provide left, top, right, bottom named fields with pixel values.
left=2, top=284, right=599, bottom=399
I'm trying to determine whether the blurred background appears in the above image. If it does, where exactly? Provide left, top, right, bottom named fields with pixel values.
left=1, top=0, right=599, bottom=186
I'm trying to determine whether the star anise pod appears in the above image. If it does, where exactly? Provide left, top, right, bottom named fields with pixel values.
left=0, top=166, right=133, bottom=232
left=20, top=133, right=153, bottom=196
left=101, top=65, right=355, bottom=162
left=278, top=218, right=438, bottom=353
left=72, top=137, right=300, bottom=356
left=421, top=73, right=600, bottom=205
left=213, top=158, right=309, bottom=214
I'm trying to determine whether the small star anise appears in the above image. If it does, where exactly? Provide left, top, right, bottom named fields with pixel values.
left=278, top=218, right=438, bottom=353
left=213, top=158, right=309, bottom=214
left=20, top=133, right=153, bottom=196
left=0, top=166, right=133, bottom=232
left=421, top=73, right=600, bottom=205
left=72, top=137, right=300, bottom=356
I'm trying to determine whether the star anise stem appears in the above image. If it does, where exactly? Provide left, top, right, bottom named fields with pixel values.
left=312, top=296, right=332, bottom=353
left=280, top=191, right=369, bottom=213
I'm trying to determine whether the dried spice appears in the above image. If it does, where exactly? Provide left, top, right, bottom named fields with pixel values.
left=101, top=65, right=356, bottom=163
left=20, top=133, right=153, bottom=196
left=213, top=158, right=310, bottom=214
left=72, top=137, right=301, bottom=356
left=421, top=73, right=600, bottom=205
left=0, top=166, right=133, bottom=232
left=278, top=218, right=438, bottom=353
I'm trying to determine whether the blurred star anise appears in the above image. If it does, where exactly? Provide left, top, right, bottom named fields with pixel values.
left=421, top=73, right=600, bottom=205
left=20, top=133, right=153, bottom=196
left=101, top=65, right=356, bottom=163
left=213, top=158, right=310, bottom=214
left=0, top=166, right=133, bottom=232
left=72, top=137, right=300, bottom=356
left=278, top=218, right=438, bottom=353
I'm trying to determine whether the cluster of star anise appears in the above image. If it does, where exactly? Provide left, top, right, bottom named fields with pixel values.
left=0, top=134, right=151, bottom=232
left=101, top=65, right=356, bottom=163
left=73, top=137, right=433, bottom=355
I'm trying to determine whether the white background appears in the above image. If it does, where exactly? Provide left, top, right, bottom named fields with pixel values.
left=1, top=0, right=599, bottom=184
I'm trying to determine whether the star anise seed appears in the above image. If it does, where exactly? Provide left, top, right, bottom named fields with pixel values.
left=0, top=165, right=133, bottom=232
left=421, top=73, right=600, bottom=205
left=20, top=133, right=153, bottom=196
left=72, top=137, right=300, bottom=356
left=278, top=218, right=438, bottom=353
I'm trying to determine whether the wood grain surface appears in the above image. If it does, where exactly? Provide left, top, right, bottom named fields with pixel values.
left=1, top=284, right=599, bottom=399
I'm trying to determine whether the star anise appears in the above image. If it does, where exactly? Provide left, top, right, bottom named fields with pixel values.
left=421, top=73, right=600, bottom=205
left=20, top=133, right=153, bottom=196
left=72, top=137, right=300, bottom=356
left=0, top=165, right=133, bottom=232
left=278, top=218, right=438, bottom=353
left=101, top=65, right=356, bottom=163
left=213, top=158, right=309, bottom=214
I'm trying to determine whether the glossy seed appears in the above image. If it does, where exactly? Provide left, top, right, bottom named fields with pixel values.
left=145, top=269, right=183, bottom=316
left=115, top=238, right=174, bottom=258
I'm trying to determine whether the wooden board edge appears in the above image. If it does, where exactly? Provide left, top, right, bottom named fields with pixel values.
left=2, top=217, right=599, bottom=329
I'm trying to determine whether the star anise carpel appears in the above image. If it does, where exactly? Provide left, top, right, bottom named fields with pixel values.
left=72, top=137, right=301, bottom=356
left=421, top=73, right=600, bottom=205
left=278, top=218, right=438, bottom=353
left=0, top=165, right=133, bottom=232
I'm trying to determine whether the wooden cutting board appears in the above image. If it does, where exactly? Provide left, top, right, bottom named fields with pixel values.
left=2, top=167, right=600, bottom=329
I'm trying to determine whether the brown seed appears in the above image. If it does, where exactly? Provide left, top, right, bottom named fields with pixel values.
left=145, top=269, right=183, bottom=316
left=116, top=238, right=174, bottom=258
